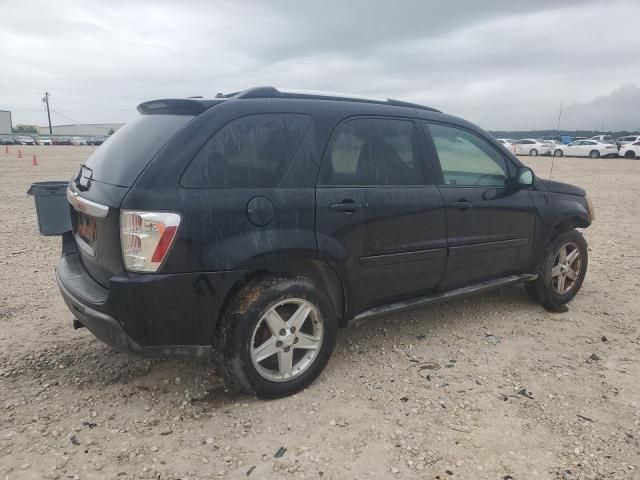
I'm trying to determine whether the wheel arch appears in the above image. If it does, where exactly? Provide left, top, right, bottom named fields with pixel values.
left=216, top=253, right=347, bottom=334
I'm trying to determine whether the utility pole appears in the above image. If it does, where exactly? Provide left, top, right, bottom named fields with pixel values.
left=556, top=102, right=563, bottom=135
left=42, top=92, right=52, bottom=134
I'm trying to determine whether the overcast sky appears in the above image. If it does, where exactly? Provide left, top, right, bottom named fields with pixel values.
left=1, top=0, right=639, bottom=131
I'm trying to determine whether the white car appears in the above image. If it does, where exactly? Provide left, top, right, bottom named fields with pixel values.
left=591, top=135, right=614, bottom=143
left=511, top=139, right=552, bottom=156
left=616, top=135, right=640, bottom=148
left=71, top=136, right=87, bottom=145
left=496, top=138, right=515, bottom=149
left=619, top=141, right=640, bottom=159
left=553, top=140, right=617, bottom=158
left=35, top=136, right=52, bottom=145
left=17, top=135, right=35, bottom=145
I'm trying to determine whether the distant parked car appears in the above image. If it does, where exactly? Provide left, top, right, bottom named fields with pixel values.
left=86, top=136, right=106, bottom=146
left=0, top=136, right=16, bottom=145
left=71, top=136, right=87, bottom=145
left=618, top=141, right=640, bottom=159
left=591, top=135, right=614, bottom=143
left=55, top=137, right=73, bottom=145
left=541, top=139, right=562, bottom=148
left=35, top=136, right=52, bottom=145
left=511, top=139, right=552, bottom=156
left=553, top=140, right=618, bottom=158
left=16, top=135, right=35, bottom=145
left=496, top=138, right=514, bottom=149
left=615, top=135, right=640, bottom=148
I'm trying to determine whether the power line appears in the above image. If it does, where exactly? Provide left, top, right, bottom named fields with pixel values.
left=49, top=108, right=84, bottom=124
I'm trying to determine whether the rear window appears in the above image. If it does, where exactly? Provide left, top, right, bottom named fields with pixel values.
left=181, top=113, right=311, bottom=188
left=84, top=114, right=193, bottom=187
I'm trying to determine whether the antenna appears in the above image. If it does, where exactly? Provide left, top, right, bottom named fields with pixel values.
left=550, top=102, right=563, bottom=180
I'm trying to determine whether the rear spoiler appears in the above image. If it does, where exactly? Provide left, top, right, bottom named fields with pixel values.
left=137, top=98, right=226, bottom=116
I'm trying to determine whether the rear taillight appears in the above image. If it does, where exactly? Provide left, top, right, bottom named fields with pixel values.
left=120, top=210, right=181, bottom=272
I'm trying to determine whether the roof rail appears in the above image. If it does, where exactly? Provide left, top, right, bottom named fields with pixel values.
left=231, top=86, right=441, bottom=113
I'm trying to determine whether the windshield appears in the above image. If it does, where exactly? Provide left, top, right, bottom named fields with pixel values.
left=83, top=114, right=193, bottom=187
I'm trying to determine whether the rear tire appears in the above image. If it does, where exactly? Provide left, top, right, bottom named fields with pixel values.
left=217, top=276, right=337, bottom=398
left=589, top=150, right=600, bottom=159
left=525, top=229, right=588, bottom=312
left=529, top=149, right=538, bottom=156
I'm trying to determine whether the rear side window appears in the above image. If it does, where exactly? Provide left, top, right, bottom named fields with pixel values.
left=182, top=114, right=311, bottom=188
left=320, top=118, right=422, bottom=186
left=84, top=114, right=194, bottom=187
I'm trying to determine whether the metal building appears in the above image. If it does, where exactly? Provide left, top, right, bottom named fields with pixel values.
left=37, top=123, right=124, bottom=136
left=0, top=110, right=12, bottom=134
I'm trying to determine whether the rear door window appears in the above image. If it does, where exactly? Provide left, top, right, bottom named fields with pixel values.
left=84, top=114, right=194, bottom=187
left=320, top=117, right=422, bottom=186
left=181, top=114, right=311, bottom=188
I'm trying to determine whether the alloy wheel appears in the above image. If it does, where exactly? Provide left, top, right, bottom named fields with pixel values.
left=551, top=242, right=582, bottom=295
left=250, top=298, right=324, bottom=382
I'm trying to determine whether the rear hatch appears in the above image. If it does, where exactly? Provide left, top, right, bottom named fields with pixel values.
left=69, top=113, right=196, bottom=286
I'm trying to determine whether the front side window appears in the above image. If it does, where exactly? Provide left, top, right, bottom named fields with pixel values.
left=182, top=113, right=311, bottom=188
left=426, top=122, right=508, bottom=187
left=320, top=118, right=421, bottom=186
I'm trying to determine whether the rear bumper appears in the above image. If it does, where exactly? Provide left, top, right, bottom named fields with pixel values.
left=56, top=233, right=245, bottom=352
left=57, top=268, right=143, bottom=353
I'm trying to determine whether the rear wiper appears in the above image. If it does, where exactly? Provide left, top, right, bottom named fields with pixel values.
left=74, top=164, right=93, bottom=192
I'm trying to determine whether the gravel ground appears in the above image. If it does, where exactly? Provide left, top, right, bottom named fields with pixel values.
left=0, top=146, right=639, bottom=480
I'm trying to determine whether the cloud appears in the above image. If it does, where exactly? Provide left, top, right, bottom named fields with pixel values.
left=0, top=0, right=638, bottom=130
left=559, top=84, right=640, bottom=132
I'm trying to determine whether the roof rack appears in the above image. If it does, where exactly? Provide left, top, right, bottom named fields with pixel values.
left=231, top=86, right=442, bottom=113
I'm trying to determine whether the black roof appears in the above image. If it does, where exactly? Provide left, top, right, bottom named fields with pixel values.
left=138, top=86, right=441, bottom=115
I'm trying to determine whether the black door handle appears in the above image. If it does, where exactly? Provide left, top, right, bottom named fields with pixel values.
left=450, top=200, right=474, bottom=210
left=329, top=201, right=363, bottom=213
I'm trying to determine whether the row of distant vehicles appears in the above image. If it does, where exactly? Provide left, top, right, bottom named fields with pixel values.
left=497, top=135, right=640, bottom=159
left=0, top=135, right=106, bottom=146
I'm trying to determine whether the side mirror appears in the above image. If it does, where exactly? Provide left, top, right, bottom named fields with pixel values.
left=516, top=167, right=534, bottom=187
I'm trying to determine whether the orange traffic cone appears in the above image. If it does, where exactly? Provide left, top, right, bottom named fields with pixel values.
left=32, top=154, right=38, bottom=166
left=17, top=149, right=23, bottom=159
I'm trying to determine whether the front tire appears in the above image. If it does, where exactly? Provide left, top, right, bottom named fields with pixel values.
left=625, top=151, right=636, bottom=159
left=554, top=149, right=563, bottom=157
left=525, top=229, right=588, bottom=311
left=589, top=150, right=600, bottom=159
left=217, top=276, right=337, bottom=398
left=529, top=149, right=538, bottom=156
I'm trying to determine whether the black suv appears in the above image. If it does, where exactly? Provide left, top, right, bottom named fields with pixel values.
left=54, top=87, right=593, bottom=398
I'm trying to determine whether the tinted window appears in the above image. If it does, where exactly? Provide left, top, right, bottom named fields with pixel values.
left=320, top=118, right=421, bottom=186
left=427, top=123, right=508, bottom=187
left=182, top=114, right=311, bottom=188
left=584, top=141, right=596, bottom=145
left=84, top=114, right=193, bottom=187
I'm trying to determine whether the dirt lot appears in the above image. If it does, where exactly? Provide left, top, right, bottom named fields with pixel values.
left=0, top=145, right=638, bottom=480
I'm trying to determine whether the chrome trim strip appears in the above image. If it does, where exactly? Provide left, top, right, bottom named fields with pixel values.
left=74, top=233, right=96, bottom=257
left=67, top=188, right=109, bottom=218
